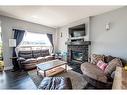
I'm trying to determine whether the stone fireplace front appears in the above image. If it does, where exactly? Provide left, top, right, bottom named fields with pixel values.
left=67, top=41, right=91, bottom=63
left=67, top=41, right=91, bottom=73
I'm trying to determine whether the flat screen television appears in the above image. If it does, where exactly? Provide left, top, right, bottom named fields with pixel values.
left=69, top=24, right=85, bottom=37
left=73, top=30, right=85, bottom=37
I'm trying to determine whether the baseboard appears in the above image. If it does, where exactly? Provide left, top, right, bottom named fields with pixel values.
left=4, top=66, right=13, bottom=70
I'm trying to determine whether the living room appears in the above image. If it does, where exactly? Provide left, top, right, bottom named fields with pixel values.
left=0, top=4, right=127, bottom=92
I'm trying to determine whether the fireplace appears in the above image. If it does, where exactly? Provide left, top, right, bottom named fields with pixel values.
left=67, top=41, right=91, bottom=64
left=67, top=41, right=91, bottom=73
left=72, top=51, right=83, bottom=62
left=66, top=24, right=91, bottom=73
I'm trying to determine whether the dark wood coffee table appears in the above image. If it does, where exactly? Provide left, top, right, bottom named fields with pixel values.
left=36, top=59, right=67, bottom=77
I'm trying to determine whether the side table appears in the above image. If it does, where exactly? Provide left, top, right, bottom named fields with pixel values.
left=10, top=57, right=19, bottom=71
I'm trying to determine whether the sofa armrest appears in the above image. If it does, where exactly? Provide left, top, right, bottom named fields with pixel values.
left=83, top=74, right=112, bottom=89
left=17, top=57, right=26, bottom=62
left=51, top=53, right=55, bottom=56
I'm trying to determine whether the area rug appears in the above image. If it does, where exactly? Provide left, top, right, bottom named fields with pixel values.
left=28, top=69, right=87, bottom=89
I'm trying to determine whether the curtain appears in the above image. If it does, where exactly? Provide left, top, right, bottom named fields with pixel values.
left=47, top=33, right=54, bottom=53
left=12, top=29, right=25, bottom=57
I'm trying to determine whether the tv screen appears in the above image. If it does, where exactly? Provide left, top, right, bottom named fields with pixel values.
left=73, top=30, right=85, bottom=37
left=69, top=24, right=85, bottom=37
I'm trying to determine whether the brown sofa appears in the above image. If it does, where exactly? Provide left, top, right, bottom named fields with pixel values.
left=81, top=54, right=124, bottom=89
left=18, top=49, right=54, bottom=70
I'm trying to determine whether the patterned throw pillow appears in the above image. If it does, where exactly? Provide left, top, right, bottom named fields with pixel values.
left=104, top=58, right=123, bottom=75
left=97, top=60, right=108, bottom=71
left=91, top=54, right=105, bottom=64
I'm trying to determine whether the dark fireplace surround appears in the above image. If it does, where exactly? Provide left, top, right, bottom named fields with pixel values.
left=67, top=41, right=91, bottom=64
left=67, top=41, right=91, bottom=73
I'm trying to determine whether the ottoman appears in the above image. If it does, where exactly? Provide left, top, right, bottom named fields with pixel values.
left=38, top=77, right=72, bottom=90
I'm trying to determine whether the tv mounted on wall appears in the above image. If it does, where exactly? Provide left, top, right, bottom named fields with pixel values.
left=69, top=24, right=85, bottom=37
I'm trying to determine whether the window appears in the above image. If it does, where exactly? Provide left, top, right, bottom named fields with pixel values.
left=21, top=32, right=51, bottom=46
left=19, top=32, right=52, bottom=52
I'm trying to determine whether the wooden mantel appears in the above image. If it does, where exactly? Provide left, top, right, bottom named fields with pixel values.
left=112, top=67, right=127, bottom=89
left=66, top=41, right=91, bottom=46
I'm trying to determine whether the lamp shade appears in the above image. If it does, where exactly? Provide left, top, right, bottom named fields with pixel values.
left=9, top=39, right=16, bottom=47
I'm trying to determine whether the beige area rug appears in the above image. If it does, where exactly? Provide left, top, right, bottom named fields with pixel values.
left=28, top=69, right=87, bottom=89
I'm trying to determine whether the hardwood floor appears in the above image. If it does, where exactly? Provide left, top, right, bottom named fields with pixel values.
left=0, top=70, right=37, bottom=89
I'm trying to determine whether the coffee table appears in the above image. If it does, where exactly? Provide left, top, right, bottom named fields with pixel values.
left=36, top=59, right=67, bottom=77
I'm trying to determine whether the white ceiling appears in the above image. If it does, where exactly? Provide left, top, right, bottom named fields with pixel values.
left=0, top=6, right=122, bottom=28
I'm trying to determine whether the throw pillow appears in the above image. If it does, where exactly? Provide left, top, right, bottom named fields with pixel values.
left=97, top=60, right=108, bottom=71
left=104, top=58, right=123, bottom=75
left=91, top=54, right=105, bottom=64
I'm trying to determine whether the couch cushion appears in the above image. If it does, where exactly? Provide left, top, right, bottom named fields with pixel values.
left=97, top=60, right=108, bottom=71
left=45, top=55, right=54, bottom=61
left=36, top=57, right=46, bottom=63
left=22, top=62, right=37, bottom=70
left=19, top=51, right=33, bottom=59
left=104, top=58, right=123, bottom=75
left=91, top=54, right=104, bottom=65
left=81, top=63, right=107, bottom=83
left=32, top=50, right=42, bottom=58
left=41, top=49, right=50, bottom=56
left=22, top=58, right=37, bottom=64
left=104, top=55, right=115, bottom=63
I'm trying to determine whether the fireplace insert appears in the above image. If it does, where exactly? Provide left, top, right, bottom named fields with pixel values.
left=72, top=51, right=83, bottom=62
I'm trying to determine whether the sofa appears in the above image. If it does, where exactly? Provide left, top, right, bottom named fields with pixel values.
left=18, top=49, right=55, bottom=70
left=81, top=54, right=124, bottom=89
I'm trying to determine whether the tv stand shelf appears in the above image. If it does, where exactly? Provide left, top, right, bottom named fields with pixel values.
left=67, top=41, right=91, bottom=46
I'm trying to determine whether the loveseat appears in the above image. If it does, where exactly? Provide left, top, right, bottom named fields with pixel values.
left=81, top=54, right=124, bottom=89
left=18, top=49, right=54, bottom=70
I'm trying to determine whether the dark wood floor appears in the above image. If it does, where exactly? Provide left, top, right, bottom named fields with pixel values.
left=0, top=69, right=98, bottom=90
left=0, top=70, right=37, bottom=89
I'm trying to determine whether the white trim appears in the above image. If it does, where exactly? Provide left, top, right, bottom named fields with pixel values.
left=4, top=66, right=13, bottom=70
